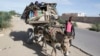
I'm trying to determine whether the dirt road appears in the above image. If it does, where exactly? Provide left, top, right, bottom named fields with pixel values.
left=0, top=16, right=89, bottom=56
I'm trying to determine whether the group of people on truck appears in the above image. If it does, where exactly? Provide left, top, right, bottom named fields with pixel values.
left=28, top=1, right=47, bottom=19
left=24, top=1, right=57, bottom=23
left=21, top=1, right=58, bottom=24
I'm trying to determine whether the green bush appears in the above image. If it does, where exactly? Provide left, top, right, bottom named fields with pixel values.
left=0, top=11, right=11, bottom=29
left=58, top=18, right=65, bottom=24
left=89, top=23, right=100, bottom=32
left=72, top=22, right=77, bottom=27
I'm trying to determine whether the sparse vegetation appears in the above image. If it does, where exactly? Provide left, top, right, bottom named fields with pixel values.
left=0, top=11, right=11, bottom=29
left=0, top=10, right=19, bottom=30
left=73, top=22, right=77, bottom=27
left=9, top=10, right=16, bottom=15
left=89, top=23, right=100, bottom=32
left=0, top=11, right=15, bottom=29
left=58, top=18, right=66, bottom=24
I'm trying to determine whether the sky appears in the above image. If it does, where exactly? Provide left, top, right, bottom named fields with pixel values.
left=0, top=0, right=100, bottom=16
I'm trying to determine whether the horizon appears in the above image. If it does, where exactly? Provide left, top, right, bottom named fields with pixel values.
left=0, top=0, right=100, bottom=16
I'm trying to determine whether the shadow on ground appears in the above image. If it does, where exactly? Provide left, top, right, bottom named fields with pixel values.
left=9, top=31, right=48, bottom=56
left=23, top=42, right=47, bottom=56
left=9, top=31, right=28, bottom=42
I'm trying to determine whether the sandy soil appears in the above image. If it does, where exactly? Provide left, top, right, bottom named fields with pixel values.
left=0, top=16, right=89, bottom=56
left=76, top=22, right=92, bottom=29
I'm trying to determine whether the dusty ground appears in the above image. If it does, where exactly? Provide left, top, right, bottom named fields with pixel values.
left=0, top=16, right=89, bottom=56
left=76, top=22, right=92, bottom=29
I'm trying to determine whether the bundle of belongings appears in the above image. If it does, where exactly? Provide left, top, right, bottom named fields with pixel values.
left=27, top=1, right=47, bottom=21
left=21, top=1, right=57, bottom=24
